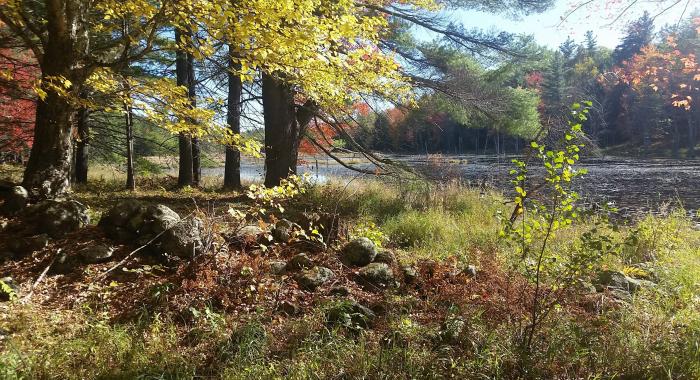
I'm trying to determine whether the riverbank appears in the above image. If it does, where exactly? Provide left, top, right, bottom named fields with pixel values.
left=1, top=172, right=699, bottom=379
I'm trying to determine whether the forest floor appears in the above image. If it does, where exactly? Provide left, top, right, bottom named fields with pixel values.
left=0, top=165, right=699, bottom=379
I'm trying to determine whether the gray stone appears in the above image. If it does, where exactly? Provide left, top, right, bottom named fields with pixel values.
left=98, top=199, right=146, bottom=238
left=272, top=219, right=298, bottom=243
left=269, top=261, right=288, bottom=275
left=326, top=300, right=376, bottom=330
left=358, top=262, right=394, bottom=288
left=464, top=265, right=477, bottom=278
left=25, top=200, right=90, bottom=238
left=79, top=244, right=115, bottom=263
left=236, top=225, right=264, bottom=239
left=157, top=217, right=203, bottom=259
left=341, top=237, right=377, bottom=266
left=329, top=286, right=350, bottom=297
left=439, top=317, right=466, bottom=344
left=140, top=204, right=180, bottom=235
left=401, top=265, right=418, bottom=284
left=279, top=301, right=300, bottom=316
left=296, top=266, right=334, bottom=291
left=0, top=186, right=28, bottom=214
left=286, top=253, right=314, bottom=271
left=374, top=250, right=395, bottom=264
left=596, top=270, right=641, bottom=293
left=7, top=233, right=50, bottom=254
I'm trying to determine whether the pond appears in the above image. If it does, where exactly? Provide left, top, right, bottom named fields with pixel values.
left=202, top=154, right=700, bottom=218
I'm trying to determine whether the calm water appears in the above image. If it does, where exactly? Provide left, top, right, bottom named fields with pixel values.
left=202, top=155, right=700, bottom=217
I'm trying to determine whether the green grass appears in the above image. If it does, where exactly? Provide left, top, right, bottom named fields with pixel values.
left=2, top=178, right=700, bottom=379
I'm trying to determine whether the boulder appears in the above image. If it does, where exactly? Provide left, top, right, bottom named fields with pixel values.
left=329, top=285, right=350, bottom=297
left=358, top=262, right=394, bottom=289
left=464, top=265, right=477, bottom=278
left=157, top=217, right=203, bottom=259
left=272, top=219, right=298, bottom=243
left=374, top=250, right=395, bottom=264
left=7, top=233, right=49, bottom=254
left=438, top=317, right=466, bottom=344
left=0, top=186, right=29, bottom=214
left=296, top=266, right=334, bottom=291
left=25, top=199, right=89, bottom=238
left=401, top=265, right=418, bottom=284
left=279, top=301, right=300, bottom=316
left=596, top=270, right=641, bottom=293
left=285, top=253, right=314, bottom=271
left=326, top=300, right=376, bottom=330
left=341, top=238, right=377, bottom=266
left=98, top=199, right=147, bottom=239
left=139, top=204, right=181, bottom=235
left=79, top=244, right=115, bottom=264
left=236, top=225, right=265, bottom=239
left=269, top=261, right=288, bottom=275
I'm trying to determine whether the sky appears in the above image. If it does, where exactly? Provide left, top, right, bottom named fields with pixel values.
left=426, top=0, right=698, bottom=49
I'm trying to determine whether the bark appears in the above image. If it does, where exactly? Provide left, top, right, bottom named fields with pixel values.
left=22, top=0, right=86, bottom=199
left=688, top=111, right=696, bottom=159
left=74, top=102, right=89, bottom=184
left=188, top=51, right=201, bottom=186
left=262, top=73, right=297, bottom=187
left=124, top=81, right=135, bottom=191
left=175, top=28, right=193, bottom=187
left=224, top=50, right=242, bottom=190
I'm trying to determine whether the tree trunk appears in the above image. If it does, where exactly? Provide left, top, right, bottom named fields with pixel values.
left=175, top=28, right=193, bottom=187
left=124, top=81, right=135, bottom=191
left=188, top=51, right=201, bottom=186
left=74, top=102, right=89, bottom=184
left=262, top=73, right=297, bottom=187
left=224, top=51, right=242, bottom=190
left=22, top=0, right=85, bottom=199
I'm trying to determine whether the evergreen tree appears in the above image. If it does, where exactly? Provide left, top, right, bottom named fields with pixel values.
left=613, top=11, right=654, bottom=64
left=541, top=52, right=566, bottom=117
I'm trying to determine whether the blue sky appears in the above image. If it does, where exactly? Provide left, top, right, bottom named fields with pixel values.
left=433, top=0, right=696, bottom=49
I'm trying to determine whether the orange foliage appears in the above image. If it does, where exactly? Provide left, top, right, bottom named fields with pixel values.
left=616, top=36, right=700, bottom=110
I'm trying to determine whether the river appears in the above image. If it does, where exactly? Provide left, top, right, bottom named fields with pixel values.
left=201, top=154, right=700, bottom=218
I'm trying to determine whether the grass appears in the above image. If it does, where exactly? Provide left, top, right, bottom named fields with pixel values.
left=1, top=173, right=700, bottom=379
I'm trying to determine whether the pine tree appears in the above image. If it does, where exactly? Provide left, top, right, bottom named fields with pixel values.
left=541, top=52, right=566, bottom=117
left=613, top=11, right=654, bottom=64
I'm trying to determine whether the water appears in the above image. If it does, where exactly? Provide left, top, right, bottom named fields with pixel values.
left=202, top=154, right=700, bottom=217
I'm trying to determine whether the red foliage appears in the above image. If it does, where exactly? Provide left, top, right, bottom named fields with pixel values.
left=0, top=47, right=37, bottom=154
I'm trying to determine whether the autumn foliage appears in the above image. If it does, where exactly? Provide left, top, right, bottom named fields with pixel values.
left=0, top=47, right=36, bottom=155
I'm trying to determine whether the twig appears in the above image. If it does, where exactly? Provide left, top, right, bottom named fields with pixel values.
left=21, top=248, right=60, bottom=303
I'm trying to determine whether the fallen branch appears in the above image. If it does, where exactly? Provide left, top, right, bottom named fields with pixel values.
left=21, top=248, right=60, bottom=303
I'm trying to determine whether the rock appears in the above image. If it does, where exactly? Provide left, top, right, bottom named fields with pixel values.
left=438, top=317, right=466, bottom=344
left=236, top=225, right=264, bottom=239
left=269, top=261, right=287, bottom=275
left=0, top=219, right=7, bottom=232
left=326, top=300, right=376, bottom=330
left=608, top=288, right=633, bottom=302
left=139, top=204, right=181, bottom=235
left=464, top=265, right=477, bottom=278
left=628, top=262, right=659, bottom=282
left=7, top=233, right=50, bottom=254
left=25, top=199, right=90, bottom=238
left=51, top=250, right=73, bottom=274
left=0, top=276, right=19, bottom=301
left=341, top=238, right=377, bottom=266
left=374, top=250, right=395, bottom=264
left=0, top=251, right=16, bottom=262
left=286, top=253, right=314, bottom=271
left=79, top=244, right=115, bottom=264
left=358, top=263, right=394, bottom=289
left=329, top=286, right=350, bottom=297
left=575, top=279, right=598, bottom=295
left=279, top=301, right=300, bottom=316
left=272, top=219, right=298, bottom=243
left=0, top=186, right=29, bottom=214
left=401, top=265, right=418, bottom=284
left=157, top=217, right=203, bottom=259
left=98, top=199, right=146, bottom=239
left=596, top=270, right=641, bottom=293
left=296, top=266, right=334, bottom=291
